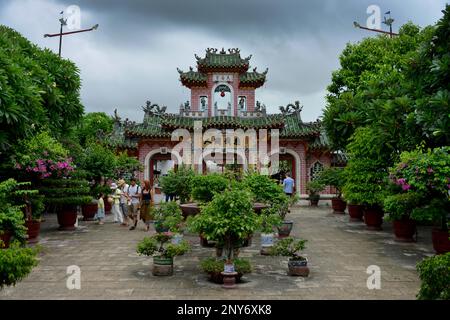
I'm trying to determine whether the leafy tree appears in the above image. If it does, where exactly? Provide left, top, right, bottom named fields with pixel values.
left=78, top=142, right=117, bottom=183
left=0, top=26, right=83, bottom=157
left=76, top=112, right=114, bottom=147
left=159, top=166, right=195, bottom=203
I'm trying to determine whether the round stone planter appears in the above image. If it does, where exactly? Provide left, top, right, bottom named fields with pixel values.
left=82, top=202, right=98, bottom=221
left=152, top=256, right=174, bottom=276
left=363, top=207, right=384, bottom=231
left=331, top=198, right=347, bottom=214
left=261, top=233, right=275, bottom=247
left=288, top=257, right=309, bottom=277
left=392, top=217, right=416, bottom=242
left=432, top=228, right=450, bottom=254
left=57, top=207, right=78, bottom=231
left=277, top=220, right=294, bottom=238
left=25, top=220, right=41, bottom=244
left=348, top=204, right=364, bottom=222
left=179, top=203, right=201, bottom=219
left=309, top=195, right=320, bottom=206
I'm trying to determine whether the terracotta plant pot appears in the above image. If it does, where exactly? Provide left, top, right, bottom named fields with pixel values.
left=392, top=217, right=416, bottom=242
left=288, top=258, right=309, bottom=277
left=57, top=207, right=78, bottom=231
left=363, top=207, right=384, bottom=231
left=152, top=256, right=174, bottom=276
left=277, top=220, right=294, bottom=238
left=0, top=231, right=12, bottom=249
left=431, top=228, right=450, bottom=254
left=331, top=198, right=347, bottom=214
left=208, top=272, right=243, bottom=284
left=348, top=204, right=364, bottom=222
left=82, top=203, right=98, bottom=221
left=25, top=220, right=41, bottom=244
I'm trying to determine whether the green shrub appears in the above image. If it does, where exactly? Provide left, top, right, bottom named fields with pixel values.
left=305, top=180, right=325, bottom=196
left=269, top=237, right=307, bottom=260
left=417, top=253, right=450, bottom=300
left=159, top=165, right=195, bottom=203
left=136, top=233, right=189, bottom=259
left=39, top=178, right=93, bottom=208
left=200, top=257, right=252, bottom=274
left=317, top=167, right=346, bottom=198
left=153, top=201, right=183, bottom=232
left=383, top=192, right=423, bottom=221
left=191, top=174, right=228, bottom=203
left=0, top=242, right=39, bottom=288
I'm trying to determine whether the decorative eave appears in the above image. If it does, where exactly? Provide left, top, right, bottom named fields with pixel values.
left=177, top=67, right=207, bottom=88
left=239, top=68, right=268, bottom=88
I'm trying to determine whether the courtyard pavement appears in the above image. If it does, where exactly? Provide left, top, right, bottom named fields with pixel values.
left=0, top=203, right=435, bottom=300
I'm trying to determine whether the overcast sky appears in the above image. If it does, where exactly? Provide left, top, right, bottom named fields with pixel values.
left=0, top=0, right=447, bottom=122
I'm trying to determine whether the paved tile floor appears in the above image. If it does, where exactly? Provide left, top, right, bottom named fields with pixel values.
left=0, top=204, right=435, bottom=300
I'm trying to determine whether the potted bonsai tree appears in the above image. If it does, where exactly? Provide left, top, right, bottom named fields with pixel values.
left=383, top=192, right=422, bottom=242
left=242, top=173, right=293, bottom=238
left=342, top=158, right=387, bottom=230
left=416, top=253, right=450, bottom=300
left=188, top=187, right=260, bottom=287
left=390, top=147, right=450, bottom=254
left=136, top=233, right=189, bottom=276
left=179, top=173, right=228, bottom=219
left=153, top=201, right=184, bottom=235
left=39, top=178, right=93, bottom=230
left=259, top=208, right=282, bottom=255
left=200, top=257, right=252, bottom=284
left=306, top=180, right=325, bottom=206
left=269, top=237, right=309, bottom=277
left=317, top=167, right=347, bottom=214
left=159, top=165, right=195, bottom=205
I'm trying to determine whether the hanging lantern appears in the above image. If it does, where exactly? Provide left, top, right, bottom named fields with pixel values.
left=220, top=90, right=225, bottom=97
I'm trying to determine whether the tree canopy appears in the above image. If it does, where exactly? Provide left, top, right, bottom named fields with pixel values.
left=0, top=26, right=83, bottom=156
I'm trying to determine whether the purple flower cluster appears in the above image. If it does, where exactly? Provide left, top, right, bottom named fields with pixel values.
left=395, top=178, right=411, bottom=191
left=18, top=158, right=74, bottom=179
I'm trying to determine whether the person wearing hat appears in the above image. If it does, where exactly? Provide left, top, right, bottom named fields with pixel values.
left=118, top=179, right=129, bottom=226
left=110, top=182, right=124, bottom=224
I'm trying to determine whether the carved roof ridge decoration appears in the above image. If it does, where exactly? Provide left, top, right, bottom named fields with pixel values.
left=142, top=100, right=167, bottom=116
left=196, top=47, right=251, bottom=73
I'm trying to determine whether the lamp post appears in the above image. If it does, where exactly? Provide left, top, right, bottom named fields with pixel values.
left=353, top=11, right=398, bottom=38
left=44, top=11, right=99, bottom=57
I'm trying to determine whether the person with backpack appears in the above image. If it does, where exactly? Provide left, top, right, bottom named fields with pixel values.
left=127, top=178, right=141, bottom=230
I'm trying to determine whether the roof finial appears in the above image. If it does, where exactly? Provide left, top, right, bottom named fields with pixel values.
left=220, top=47, right=226, bottom=54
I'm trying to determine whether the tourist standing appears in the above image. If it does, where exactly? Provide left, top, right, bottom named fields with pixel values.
left=140, top=180, right=154, bottom=231
left=94, top=193, right=105, bottom=225
left=118, top=179, right=129, bottom=226
left=110, top=183, right=124, bottom=224
left=127, top=178, right=142, bottom=230
left=283, top=173, right=295, bottom=197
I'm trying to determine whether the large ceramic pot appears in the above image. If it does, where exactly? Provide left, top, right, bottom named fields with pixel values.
left=277, top=220, right=294, bottom=238
left=0, top=231, right=12, bottom=249
left=331, top=198, right=347, bottom=214
left=348, top=204, right=364, bottom=222
left=208, top=272, right=243, bottom=284
left=363, top=206, right=384, bottom=231
left=432, top=229, right=450, bottom=254
left=57, top=206, right=78, bottom=231
left=25, top=220, right=41, bottom=244
left=179, top=203, right=201, bottom=219
left=288, top=257, right=309, bottom=277
left=392, top=217, right=416, bottom=242
left=82, top=202, right=98, bottom=221
left=309, top=195, right=320, bottom=206
left=152, top=256, right=174, bottom=276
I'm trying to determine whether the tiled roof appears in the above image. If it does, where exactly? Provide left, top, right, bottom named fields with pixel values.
left=118, top=113, right=323, bottom=141
left=239, top=69, right=268, bottom=88
left=196, top=48, right=251, bottom=72
left=177, top=68, right=207, bottom=87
